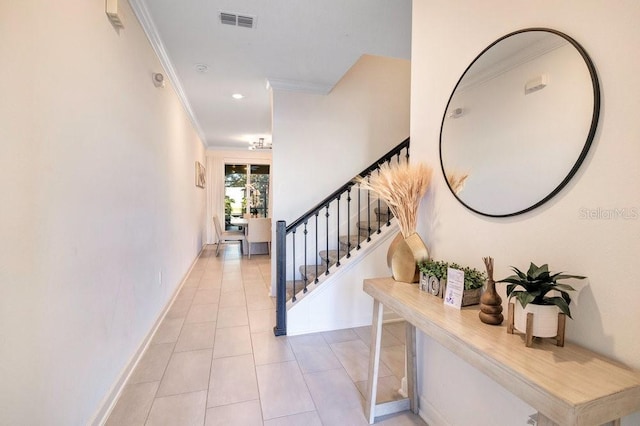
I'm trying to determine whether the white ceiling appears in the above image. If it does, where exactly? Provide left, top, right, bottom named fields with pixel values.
left=130, top=0, right=412, bottom=149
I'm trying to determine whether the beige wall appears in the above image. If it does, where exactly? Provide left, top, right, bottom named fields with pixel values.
left=0, top=1, right=206, bottom=424
left=411, top=1, right=640, bottom=424
left=271, top=54, right=411, bottom=224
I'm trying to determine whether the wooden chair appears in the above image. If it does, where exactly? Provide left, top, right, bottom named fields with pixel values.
left=246, top=217, right=271, bottom=259
left=213, top=215, right=245, bottom=256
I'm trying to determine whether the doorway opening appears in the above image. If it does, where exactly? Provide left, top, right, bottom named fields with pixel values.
left=224, top=164, right=270, bottom=230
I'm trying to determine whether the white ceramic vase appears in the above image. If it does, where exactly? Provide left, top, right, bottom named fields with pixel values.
left=514, top=302, right=559, bottom=338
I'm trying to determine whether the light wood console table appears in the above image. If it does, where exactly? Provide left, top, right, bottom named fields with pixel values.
left=363, top=277, right=640, bottom=425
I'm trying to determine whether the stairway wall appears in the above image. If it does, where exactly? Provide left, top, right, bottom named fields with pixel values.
left=271, top=54, right=411, bottom=294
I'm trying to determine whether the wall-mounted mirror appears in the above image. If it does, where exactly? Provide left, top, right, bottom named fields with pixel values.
left=440, top=28, right=600, bottom=217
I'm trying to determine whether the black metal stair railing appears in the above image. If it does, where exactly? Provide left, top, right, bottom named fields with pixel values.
left=273, top=138, right=410, bottom=336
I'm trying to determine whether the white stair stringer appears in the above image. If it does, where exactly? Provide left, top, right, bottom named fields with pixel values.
left=286, top=221, right=399, bottom=336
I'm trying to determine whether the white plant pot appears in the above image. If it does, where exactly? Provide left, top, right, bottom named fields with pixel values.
left=514, top=303, right=559, bottom=338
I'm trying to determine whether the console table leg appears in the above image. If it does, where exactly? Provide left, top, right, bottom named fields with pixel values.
left=406, top=323, right=418, bottom=414
left=366, top=300, right=384, bottom=424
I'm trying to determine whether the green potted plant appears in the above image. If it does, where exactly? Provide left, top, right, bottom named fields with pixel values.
left=418, top=260, right=486, bottom=306
left=498, top=262, right=585, bottom=337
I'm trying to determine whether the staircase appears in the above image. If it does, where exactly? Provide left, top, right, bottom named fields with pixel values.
left=274, top=138, right=409, bottom=336
left=288, top=207, right=393, bottom=295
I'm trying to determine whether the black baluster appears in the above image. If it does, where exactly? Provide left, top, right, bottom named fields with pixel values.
left=336, top=194, right=341, bottom=267
left=346, top=187, right=352, bottom=258
left=303, top=221, right=308, bottom=293
left=291, top=229, right=296, bottom=303
left=367, top=174, right=372, bottom=242
left=314, top=212, right=319, bottom=283
left=357, top=182, right=362, bottom=250
left=325, top=205, right=330, bottom=275
left=376, top=170, right=382, bottom=234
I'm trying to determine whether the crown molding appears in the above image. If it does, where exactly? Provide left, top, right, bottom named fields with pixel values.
left=267, top=78, right=333, bottom=95
left=129, top=0, right=208, bottom=147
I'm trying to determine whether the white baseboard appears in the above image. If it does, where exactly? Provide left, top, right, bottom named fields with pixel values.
left=418, top=394, right=449, bottom=426
left=90, top=247, right=204, bottom=426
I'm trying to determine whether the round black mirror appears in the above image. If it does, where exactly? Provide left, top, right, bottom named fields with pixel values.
left=439, top=28, right=600, bottom=217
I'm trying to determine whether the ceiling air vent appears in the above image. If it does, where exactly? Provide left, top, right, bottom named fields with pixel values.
left=219, top=12, right=255, bottom=29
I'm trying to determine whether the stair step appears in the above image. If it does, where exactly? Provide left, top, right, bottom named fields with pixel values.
left=356, top=221, right=388, bottom=237
left=298, top=264, right=328, bottom=283
left=318, top=249, right=348, bottom=265
left=285, top=279, right=313, bottom=301
left=339, top=234, right=367, bottom=251
left=374, top=206, right=394, bottom=220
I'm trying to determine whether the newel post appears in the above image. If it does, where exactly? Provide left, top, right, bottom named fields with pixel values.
left=273, top=220, right=287, bottom=336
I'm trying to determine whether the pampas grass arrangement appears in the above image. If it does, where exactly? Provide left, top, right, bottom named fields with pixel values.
left=355, top=161, right=432, bottom=238
left=446, top=172, right=469, bottom=195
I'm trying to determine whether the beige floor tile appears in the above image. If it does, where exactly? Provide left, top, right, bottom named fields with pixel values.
left=380, top=344, right=406, bottom=379
left=207, top=354, right=259, bottom=407
left=146, top=391, right=207, bottom=426
left=128, top=343, right=174, bottom=384
left=175, top=321, right=216, bottom=352
left=251, top=331, right=294, bottom=366
left=303, top=368, right=363, bottom=413
left=205, top=400, right=263, bottom=426
left=213, top=325, right=252, bottom=358
left=248, top=308, right=275, bottom=333
left=152, top=317, right=184, bottom=344
left=241, top=271, right=263, bottom=281
left=330, top=339, right=392, bottom=382
left=183, top=276, right=201, bottom=289
left=376, top=411, right=428, bottom=425
left=216, top=305, right=249, bottom=328
left=220, top=280, right=244, bottom=293
left=245, top=288, right=274, bottom=310
left=105, top=381, right=158, bottom=426
left=262, top=411, right=323, bottom=426
left=192, top=289, right=220, bottom=305
left=156, top=349, right=212, bottom=397
left=355, top=375, right=402, bottom=404
left=322, top=328, right=359, bottom=344
left=185, top=303, right=218, bottom=324
left=353, top=325, right=403, bottom=348
left=289, top=334, right=342, bottom=373
left=382, top=321, right=407, bottom=344
left=176, top=287, right=197, bottom=303
left=218, top=289, right=246, bottom=308
left=256, top=361, right=315, bottom=420
left=243, top=279, right=267, bottom=291
left=316, top=405, right=370, bottom=426
left=166, top=299, right=192, bottom=320
left=222, top=271, right=243, bottom=281
left=198, top=278, right=222, bottom=290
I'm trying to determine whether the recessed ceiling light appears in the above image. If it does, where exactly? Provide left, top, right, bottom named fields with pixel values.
left=232, top=93, right=244, bottom=100
left=195, top=63, right=209, bottom=73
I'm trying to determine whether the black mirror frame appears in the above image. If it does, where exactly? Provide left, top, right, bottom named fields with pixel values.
left=439, top=28, right=601, bottom=217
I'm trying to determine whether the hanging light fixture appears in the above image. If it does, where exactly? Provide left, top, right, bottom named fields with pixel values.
left=248, top=138, right=272, bottom=150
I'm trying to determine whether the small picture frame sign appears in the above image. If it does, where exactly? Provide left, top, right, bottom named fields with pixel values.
left=444, top=267, right=464, bottom=309
left=195, top=161, right=206, bottom=188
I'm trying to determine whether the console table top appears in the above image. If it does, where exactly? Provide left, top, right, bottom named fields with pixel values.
left=363, top=277, right=640, bottom=425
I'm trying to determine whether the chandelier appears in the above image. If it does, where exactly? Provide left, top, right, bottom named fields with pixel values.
left=248, top=138, right=272, bottom=151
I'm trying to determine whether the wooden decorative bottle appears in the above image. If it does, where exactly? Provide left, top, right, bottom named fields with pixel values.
left=479, top=257, right=504, bottom=325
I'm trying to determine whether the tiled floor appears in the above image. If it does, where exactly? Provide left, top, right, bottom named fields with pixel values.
left=106, top=244, right=426, bottom=426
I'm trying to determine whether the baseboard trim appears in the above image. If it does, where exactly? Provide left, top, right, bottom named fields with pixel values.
left=418, top=394, right=450, bottom=426
left=90, top=246, right=205, bottom=426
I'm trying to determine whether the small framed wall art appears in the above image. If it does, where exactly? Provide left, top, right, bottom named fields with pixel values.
left=195, top=161, right=206, bottom=188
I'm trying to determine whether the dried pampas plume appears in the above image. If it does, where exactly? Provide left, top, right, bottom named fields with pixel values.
left=355, top=161, right=432, bottom=238
left=446, top=172, right=469, bottom=195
